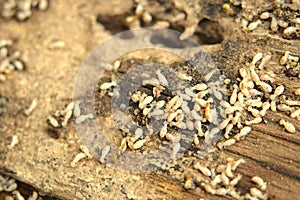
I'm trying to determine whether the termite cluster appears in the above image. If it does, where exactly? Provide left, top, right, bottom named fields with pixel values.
left=122, top=1, right=196, bottom=40
left=0, top=174, right=39, bottom=200
left=0, top=39, right=25, bottom=82
left=125, top=2, right=154, bottom=29
left=185, top=158, right=268, bottom=200
left=70, top=145, right=93, bottom=167
left=217, top=52, right=299, bottom=149
left=47, top=101, right=94, bottom=130
left=225, top=1, right=300, bottom=39
left=1, top=0, right=49, bottom=21
left=98, top=59, right=225, bottom=158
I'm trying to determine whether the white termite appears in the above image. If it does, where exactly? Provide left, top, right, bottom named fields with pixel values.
left=190, top=110, right=201, bottom=120
left=73, top=101, right=81, bottom=117
left=260, top=74, right=274, bottom=83
left=185, top=88, right=195, bottom=97
left=204, top=69, right=217, bottom=82
left=195, top=120, right=204, bottom=136
left=260, top=102, right=270, bottom=116
left=250, top=69, right=260, bottom=83
left=231, top=158, right=246, bottom=171
left=166, top=96, right=179, bottom=110
left=248, top=20, right=262, bottom=31
left=186, top=119, right=194, bottom=130
left=142, top=11, right=152, bottom=23
left=204, top=184, right=216, bottom=194
left=12, top=190, right=25, bottom=200
left=220, top=100, right=231, bottom=108
left=234, top=126, right=251, bottom=141
left=100, top=145, right=111, bottom=163
left=241, top=18, right=249, bottom=29
left=283, top=26, right=297, bottom=37
left=279, top=51, right=290, bottom=65
left=257, top=81, right=272, bottom=93
left=271, top=85, right=284, bottom=100
left=12, top=60, right=24, bottom=70
left=277, top=104, right=290, bottom=112
left=135, top=4, right=144, bottom=15
left=231, top=112, right=242, bottom=125
left=177, top=90, right=191, bottom=101
left=47, top=116, right=59, bottom=127
left=230, top=86, right=238, bottom=105
left=171, top=142, right=180, bottom=159
left=142, top=78, right=160, bottom=86
left=252, top=176, right=267, bottom=191
left=270, top=100, right=276, bottom=112
left=278, top=19, right=289, bottom=28
left=167, top=109, right=182, bottom=122
left=285, top=100, right=300, bottom=106
left=279, top=119, right=296, bottom=133
left=193, top=134, right=200, bottom=145
left=170, top=121, right=186, bottom=129
left=194, top=162, right=211, bottom=177
left=217, top=138, right=236, bottom=149
left=229, top=174, right=242, bottom=186
left=225, top=162, right=234, bottom=178
left=28, top=191, right=38, bottom=200
left=249, top=88, right=263, bottom=96
left=184, top=176, right=195, bottom=190
left=148, top=109, right=164, bottom=117
left=245, top=117, right=262, bottom=125
left=156, top=100, right=165, bottom=108
left=172, top=96, right=183, bottom=111
left=248, top=106, right=260, bottom=117
left=193, top=103, right=200, bottom=112
left=205, top=103, right=212, bottom=122
left=70, top=153, right=86, bottom=167
left=0, top=39, right=13, bottom=48
left=218, top=117, right=232, bottom=130
left=291, top=109, right=300, bottom=118
left=252, top=52, right=263, bottom=66
left=7, top=135, right=18, bottom=149
left=270, top=15, right=278, bottom=31
left=210, top=174, right=222, bottom=187
left=133, top=128, right=143, bottom=141
left=75, top=113, right=94, bottom=124
left=260, top=12, right=270, bottom=19
left=156, top=69, right=168, bottom=86
left=221, top=172, right=230, bottom=186
left=143, top=106, right=152, bottom=116
left=80, top=145, right=93, bottom=159
left=224, top=123, right=234, bottom=139
left=24, top=99, right=38, bottom=116
left=214, top=89, right=223, bottom=101
left=139, top=96, right=153, bottom=109
left=177, top=72, right=192, bottom=81
left=100, top=81, right=117, bottom=90
left=38, top=0, right=49, bottom=11
left=250, top=187, right=268, bottom=200
left=192, top=83, right=207, bottom=91
left=215, top=188, right=228, bottom=196
left=133, top=139, right=147, bottom=150
left=239, top=68, right=248, bottom=78
left=225, top=106, right=243, bottom=114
